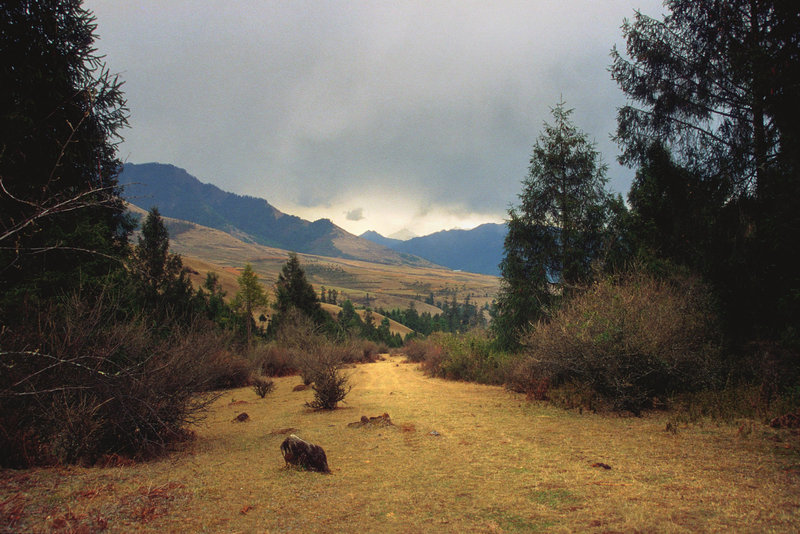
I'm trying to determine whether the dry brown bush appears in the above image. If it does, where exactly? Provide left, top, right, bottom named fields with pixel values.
left=251, top=376, right=276, bottom=398
left=251, top=344, right=299, bottom=377
left=403, top=338, right=440, bottom=363
left=0, top=295, right=228, bottom=466
left=519, top=269, right=723, bottom=414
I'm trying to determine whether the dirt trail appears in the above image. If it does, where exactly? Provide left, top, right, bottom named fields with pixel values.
left=2, top=355, right=799, bottom=533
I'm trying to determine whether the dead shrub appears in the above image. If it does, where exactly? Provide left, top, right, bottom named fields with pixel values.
left=251, top=344, right=299, bottom=377
left=300, top=347, right=352, bottom=410
left=203, top=350, right=254, bottom=390
left=0, top=295, right=225, bottom=466
left=520, top=269, right=723, bottom=414
left=251, top=376, right=276, bottom=398
left=357, top=340, right=380, bottom=362
left=273, top=308, right=325, bottom=354
left=403, top=338, right=434, bottom=363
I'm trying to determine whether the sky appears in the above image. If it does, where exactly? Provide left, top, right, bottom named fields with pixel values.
left=86, top=0, right=665, bottom=238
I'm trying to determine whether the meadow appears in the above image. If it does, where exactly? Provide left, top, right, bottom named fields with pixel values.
left=2, top=356, right=798, bottom=533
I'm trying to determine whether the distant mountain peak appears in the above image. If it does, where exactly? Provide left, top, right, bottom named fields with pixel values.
left=361, top=222, right=507, bottom=276
left=119, top=162, right=436, bottom=268
left=388, top=228, right=417, bottom=241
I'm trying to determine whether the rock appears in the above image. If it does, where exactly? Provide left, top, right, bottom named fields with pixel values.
left=233, top=412, right=249, bottom=422
left=429, top=430, right=440, bottom=436
left=280, top=435, right=330, bottom=473
left=293, top=384, right=310, bottom=392
left=591, top=462, right=612, bottom=470
left=770, top=410, right=800, bottom=428
left=347, top=413, right=394, bottom=428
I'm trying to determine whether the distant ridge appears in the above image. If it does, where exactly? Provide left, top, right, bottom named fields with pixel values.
left=119, top=163, right=436, bottom=267
left=361, top=223, right=507, bottom=276
left=359, top=230, right=403, bottom=249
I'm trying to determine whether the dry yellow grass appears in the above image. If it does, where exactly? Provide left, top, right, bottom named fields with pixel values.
left=130, top=204, right=500, bottom=323
left=4, top=357, right=798, bottom=532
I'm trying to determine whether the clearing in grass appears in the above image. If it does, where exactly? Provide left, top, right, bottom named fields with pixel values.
left=2, top=356, right=799, bottom=532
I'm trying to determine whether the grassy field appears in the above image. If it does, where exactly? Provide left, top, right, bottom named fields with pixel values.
left=3, top=356, right=799, bottom=533
left=142, top=206, right=501, bottom=314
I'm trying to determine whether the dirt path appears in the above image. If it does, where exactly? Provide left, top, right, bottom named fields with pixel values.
left=2, top=356, right=799, bottom=533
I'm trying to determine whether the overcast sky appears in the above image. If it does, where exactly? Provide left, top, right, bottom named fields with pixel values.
left=87, top=0, right=665, bottom=237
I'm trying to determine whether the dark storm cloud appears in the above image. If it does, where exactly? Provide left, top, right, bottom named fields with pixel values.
left=87, top=0, right=665, bottom=235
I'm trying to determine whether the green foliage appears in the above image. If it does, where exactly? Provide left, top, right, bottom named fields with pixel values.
left=233, top=263, right=269, bottom=343
left=0, top=0, right=132, bottom=310
left=518, top=269, right=722, bottom=414
left=129, top=208, right=193, bottom=317
left=377, top=296, right=486, bottom=339
left=612, top=0, right=800, bottom=343
left=494, top=100, right=615, bottom=349
left=410, top=331, right=513, bottom=385
left=611, top=0, right=786, bottom=195
left=272, top=253, right=329, bottom=331
left=305, top=354, right=352, bottom=411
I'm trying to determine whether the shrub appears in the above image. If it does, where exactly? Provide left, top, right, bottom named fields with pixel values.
left=203, top=350, right=254, bottom=390
left=251, top=376, right=276, bottom=398
left=404, top=338, right=440, bottom=363
left=519, top=269, right=723, bottom=414
left=252, top=344, right=299, bottom=377
left=301, top=347, right=352, bottom=410
left=0, top=295, right=226, bottom=466
left=417, top=331, right=512, bottom=385
left=358, top=340, right=381, bottom=363
left=306, top=366, right=352, bottom=410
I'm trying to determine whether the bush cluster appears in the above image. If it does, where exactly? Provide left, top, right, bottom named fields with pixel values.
left=404, top=331, right=513, bottom=385
left=0, top=296, right=231, bottom=467
left=515, top=270, right=723, bottom=413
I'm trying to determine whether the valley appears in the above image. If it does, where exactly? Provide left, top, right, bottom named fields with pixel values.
left=132, top=205, right=501, bottom=322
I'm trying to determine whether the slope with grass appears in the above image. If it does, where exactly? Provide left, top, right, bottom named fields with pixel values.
left=3, top=357, right=798, bottom=532
left=128, top=203, right=500, bottom=316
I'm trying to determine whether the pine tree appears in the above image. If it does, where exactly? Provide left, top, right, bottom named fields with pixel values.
left=233, top=263, right=269, bottom=344
left=612, top=0, right=800, bottom=340
left=129, top=207, right=192, bottom=315
left=494, top=100, right=611, bottom=349
left=610, top=0, right=795, bottom=198
left=1, top=0, right=131, bottom=309
left=273, top=253, right=327, bottom=327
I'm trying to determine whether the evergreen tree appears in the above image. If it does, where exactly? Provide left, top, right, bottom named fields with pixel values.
left=337, top=299, right=363, bottom=334
left=612, top=0, right=800, bottom=340
left=1, top=0, right=131, bottom=311
left=494, top=100, right=611, bottom=348
left=273, top=253, right=328, bottom=327
left=610, top=0, right=793, bottom=198
left=129, top=208, right=192, bottom=316
left=233, top=263, right=269, bottom=344
left=197, top=272, right=231, bottom=324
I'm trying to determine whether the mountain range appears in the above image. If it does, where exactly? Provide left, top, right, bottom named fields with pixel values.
left=119, top=162, right=506, bottom=275
left=360, top=224, right=506, bottom=276
left=119, top=163, right=433, bottom=267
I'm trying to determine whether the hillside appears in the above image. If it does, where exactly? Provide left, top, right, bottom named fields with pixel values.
left=128, top=205, right=500, bottom=317
left=119, top=163, right=435, bottom=268
left=361, top=223, right=507, bottom=276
